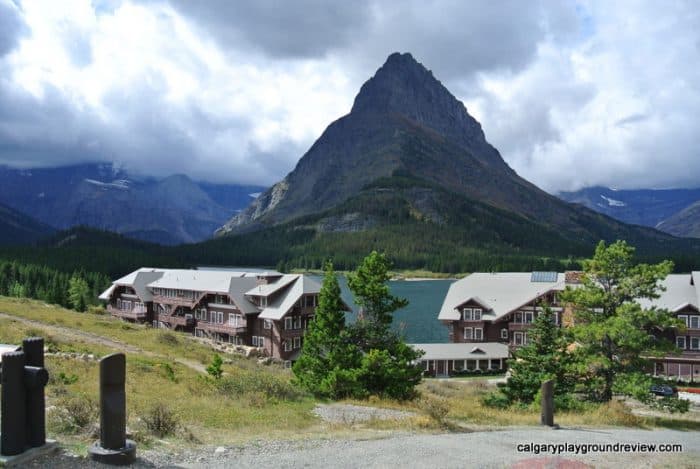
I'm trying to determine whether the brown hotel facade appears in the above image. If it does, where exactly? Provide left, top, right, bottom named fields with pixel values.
left=98, top=268, right=343, bottom=363
left=438, top=271, right=700, bottom=381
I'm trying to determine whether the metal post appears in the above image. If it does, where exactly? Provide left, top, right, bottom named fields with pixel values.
left=1, top=352, right=27, bottom=456
left=89, top=353, right=136, bottom=465
left=23, top=337, right=47, bottom=448
left=541, top=380, right=554, bottom=427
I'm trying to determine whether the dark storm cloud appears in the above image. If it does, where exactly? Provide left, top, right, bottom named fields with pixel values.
left=0, top=0, right=698, bottom=192
left=0, top=0, right=27, bottom=56
left=169, top=0, right=373, bottom=58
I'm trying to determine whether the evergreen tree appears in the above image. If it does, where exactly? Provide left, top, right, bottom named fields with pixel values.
left=68, top=275, right=89, bottom=312
left=498, top=307, right=575, bottom=405
left=560, top=240, right=678, bottom=402
left=293, top=261, right=362, bottom=398
left=347, top=251, right=423, bottom=399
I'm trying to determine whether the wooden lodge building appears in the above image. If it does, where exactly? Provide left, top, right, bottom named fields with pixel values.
left=98, top=268, right=340, bottom=363
left=436, top=271, right=700, bottom=381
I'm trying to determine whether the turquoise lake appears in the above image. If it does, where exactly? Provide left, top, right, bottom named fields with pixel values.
left=314, top=276, right=454, bottom=344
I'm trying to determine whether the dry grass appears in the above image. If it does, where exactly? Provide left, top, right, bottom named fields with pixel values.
left=1, top=295, right=696, bottom=450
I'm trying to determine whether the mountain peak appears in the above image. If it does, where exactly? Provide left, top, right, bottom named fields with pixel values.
left=351, top=52, right=485, bottom=149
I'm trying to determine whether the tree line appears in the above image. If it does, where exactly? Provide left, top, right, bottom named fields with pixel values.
left=0, top=260, right=110, bottom=311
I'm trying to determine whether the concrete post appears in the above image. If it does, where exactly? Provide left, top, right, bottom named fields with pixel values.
left=541, top=380, right=554, bottom=427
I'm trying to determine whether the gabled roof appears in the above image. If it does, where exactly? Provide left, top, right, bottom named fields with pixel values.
left=110, top=268, right=166, bottom=302
left=147, top=269, right=256, bottom=294
left=228, top=277, right=260, bottom=315
left=639, top=273, right=699, bottom=312
left=245, top=274, right=298, bottom=297
left=409, top=342, right=509, bottom=360
left=438, top=273, right=565, bottom=321
left=258, top=275, right=322, bottom=320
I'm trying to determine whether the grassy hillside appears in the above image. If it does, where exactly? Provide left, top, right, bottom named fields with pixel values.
left=0, top=296, right=697, bottom=456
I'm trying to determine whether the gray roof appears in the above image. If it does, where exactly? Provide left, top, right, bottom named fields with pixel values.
left=258, top=275, right=322, bottom=320
left=228, top=277, right=260, bottom=315
left=147, top=269, right=254, bottom=293
left=246, top=274, right=298, bottom=297
left=438, top=272, right=565, bottom=321
left=100, top=267, right=166, bottom=302
left=409, top=343, right=509, bottom=361
left=639, top=272, right=700, bottom=312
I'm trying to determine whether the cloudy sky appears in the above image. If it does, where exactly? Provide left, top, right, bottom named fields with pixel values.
left=0, top=0, right=698, bottom=192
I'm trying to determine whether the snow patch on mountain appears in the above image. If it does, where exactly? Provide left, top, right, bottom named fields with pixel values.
left=84, top=178, right=131, bottom=190
left=600, top=195, right=625, bottom=207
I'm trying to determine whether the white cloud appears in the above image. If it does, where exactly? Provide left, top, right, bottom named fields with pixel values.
left=0, top=0, right=698, bottom=192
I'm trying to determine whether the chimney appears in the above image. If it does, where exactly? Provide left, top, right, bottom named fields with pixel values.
left=565, top=271, right=583, bottom=285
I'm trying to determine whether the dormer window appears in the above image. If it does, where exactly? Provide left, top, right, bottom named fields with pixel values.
left=462, top=307, right=482, bottom=321
left=462, top=308, right=472, bottom=321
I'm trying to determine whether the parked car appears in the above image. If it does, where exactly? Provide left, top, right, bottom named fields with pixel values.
left=650, top=384, right=678, bottom=397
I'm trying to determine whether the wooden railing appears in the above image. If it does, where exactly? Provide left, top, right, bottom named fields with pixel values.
left=108, top=305, right=148, bottom=321
left=157, top=313, right=194, bottom=327
left=197, top=322, right=247, bottom=335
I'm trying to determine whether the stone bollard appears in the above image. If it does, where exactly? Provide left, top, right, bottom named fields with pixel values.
left=88, top=353, right=136, bottom=465
left=540, top=380, right=554, bottom=427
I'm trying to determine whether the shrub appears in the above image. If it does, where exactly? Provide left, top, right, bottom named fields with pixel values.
left=206, top=354, right=224, bottom=379
left=157, top=331, right=179, bottom=346
left=142, top=402, right=179, bottom=438
left=419, top=396, right=449, bottom=426
left=482, top=391, right=510, bottom=409
left=650, top=397, right=691, bottom=414
left=88, top=305, right=106, bottom=315
left=48, top=393, right=98, bottom=434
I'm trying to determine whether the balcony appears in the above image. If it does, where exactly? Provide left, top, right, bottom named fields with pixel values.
left=152, top=294, right=202, bottom=309
left=197, top=321, right=247, bottom=335
left=157, top=314, right=194, bottom=327
left=108, top=305, right=148, bottom=321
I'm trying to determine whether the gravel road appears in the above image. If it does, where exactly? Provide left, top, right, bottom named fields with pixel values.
left=27, top=427, right=700, bottom=468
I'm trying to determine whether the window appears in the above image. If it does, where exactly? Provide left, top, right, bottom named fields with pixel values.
left=523, top=312, right=534, bottom=324
left=462, top=308, right=472, bottom=321
left=293, top=316, right=302, bottom=329
left=514, top=312, right=522, bottom=323
left=284, top=317, right=293, bottom=330
left=474, top=328, right=483, bottom=341
left=463, top=327, right=473, bottom=340
left=284, top=340, right=292, bottom=352
left=252, top=336, right=265, bottom=347
left=500, top=329, right=508, bottom=340
left=263, top=319, right=272, bottom=329
left=293, top=337, right=301, bottom=349
left=690, top=316, right=700, bottom=329
left=678, top=315, right=688, bottom=327
left=304, top=295, right=315, bottom=308
left=676, top=337, right=686, bottom=349
left=691, top=338, right=700, bottom=350
left=514, top=332, right=524, bottom=346
left=260, top=296, right=267, bottom=307
left=473, top=308, right=482, bottom=321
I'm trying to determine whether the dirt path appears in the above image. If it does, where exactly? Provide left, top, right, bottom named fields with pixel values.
left=0, top=312, right=206, bottom=374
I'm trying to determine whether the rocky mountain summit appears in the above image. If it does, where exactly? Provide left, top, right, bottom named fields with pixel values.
left=216, top=52, right=672, bottom=249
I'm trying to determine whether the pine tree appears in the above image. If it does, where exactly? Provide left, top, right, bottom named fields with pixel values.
left=560, top=240, right=678, bottom=402
left=498, top=307, right=575, bottom=405
left=68, top=275, right=89, bottom=312
left=293, top=261, right=362, bottom=398
left=347, top=251, right=423, bottom=399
